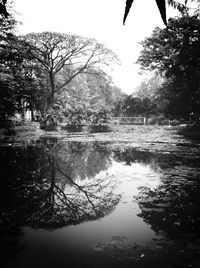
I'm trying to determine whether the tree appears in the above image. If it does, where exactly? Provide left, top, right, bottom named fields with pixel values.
left=113, top=93, right=157, bottom=118
left=42, top=68, right=124, bottom=128
left=22, top=32, right=119, bottom=107
left=135, top=75, right=164, bottom=101
left=0, top=22, right=48, bottom=122
left=137, top=15, right=200, bottom=119
left=0, top=1, right=49, bottom=123
left=0, top=5, right=20, bottom=123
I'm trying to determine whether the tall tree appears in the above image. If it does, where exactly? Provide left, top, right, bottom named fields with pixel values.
left=22, top=32, right=119, bottom=106
left=135, top=75, right=164, bottom=100
left=137, top=15, right=200, bottom=119
left=0, top=4, right=20, bottom=123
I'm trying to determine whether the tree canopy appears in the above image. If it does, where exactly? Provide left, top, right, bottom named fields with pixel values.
left=137, top=15, right=200, bottom=119
left=22, top=32, right=119, bottom=106
left=0, top=12, right=122, bottom=129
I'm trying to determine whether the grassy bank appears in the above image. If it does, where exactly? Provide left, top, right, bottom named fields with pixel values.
left=178, top=124, right=200, bottom=141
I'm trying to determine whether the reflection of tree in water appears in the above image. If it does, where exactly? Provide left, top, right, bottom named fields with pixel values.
left=135, top=159, right=200, bottom=252
left=53, top=141, right=112, bottom=181
left=112, top=146, right=199, bottom=171
left=137, top=182, right=200, bottom=235
left=113, top=147, right=145, bottom=163
left=113, top=146, right=200, bottom=265
left=112, top=147, right=162, bottom=170
left=112, top=147, right=200, bottom=238
left=0, top=140, right=120, bottom=264
left=28, top=155, right=120, bottom=229
left=134, top=170, right=200, bottom=266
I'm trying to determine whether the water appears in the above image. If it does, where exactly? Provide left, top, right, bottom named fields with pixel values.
left=0, top=126, right=200, bottom=268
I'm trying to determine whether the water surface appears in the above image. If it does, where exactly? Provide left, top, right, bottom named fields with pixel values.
left=0, top=126, right=200, bottom=268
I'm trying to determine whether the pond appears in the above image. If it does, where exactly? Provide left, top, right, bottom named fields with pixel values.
left=0, top=125, right=200, bottom=268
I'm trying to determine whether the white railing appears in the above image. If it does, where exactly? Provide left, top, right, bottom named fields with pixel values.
left=110, top=117, right=146, bottom=125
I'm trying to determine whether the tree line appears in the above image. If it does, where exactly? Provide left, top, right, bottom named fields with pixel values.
left=1, top=0, right=200, bottom=130
left=118, top=0, right=200, bottom=125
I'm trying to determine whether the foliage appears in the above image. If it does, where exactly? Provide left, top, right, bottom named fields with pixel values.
left=39, top=97, right=113, bottom=131
left=50, top=70, right=123, bottom=129
left=147, top=114, right=169, bottom=125
left=89, top=106, right=111, bottom=125
left=0, top=8, right=21, bottom=124
left=39, top=104, right=64, bottom=131
left=0, top=0, right=9, bottom=18
left=0, top=4, right=49, bottom=125
left=64, top=107, right=86, bottom=127
left=63, top=101, right=112, bottom=129
left=114, top=95, right=157, bottom=118
left=134, top=75, right=170, bottom=117
left=0, top=5, right=122, bottom=130
left=0, top=22, right=120, bottom=130
left=137, top=15, right=200, bottom=119
left=0, top=74, right=15, bottom=123
left=135, top=75, right=163, bottom=100
left=22, top=32, right=119, bottom=106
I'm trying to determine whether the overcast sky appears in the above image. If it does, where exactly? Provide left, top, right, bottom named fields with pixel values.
left=14, top=0, right=178, bottom=94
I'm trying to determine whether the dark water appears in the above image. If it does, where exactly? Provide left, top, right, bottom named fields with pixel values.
left=0, top=127, right=200, bottom=268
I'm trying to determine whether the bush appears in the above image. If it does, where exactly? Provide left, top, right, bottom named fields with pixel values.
left=40, top=105, right=64, bottom=131
left=65, top=125, right=83, bottom=132
left=89, top=107, right=111, bottom=126
left=89, top=125, right=111, bottom=133
left=148, top=114, right=169, bottom=125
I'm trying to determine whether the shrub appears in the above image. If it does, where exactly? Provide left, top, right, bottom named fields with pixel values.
left=89, top=107, right=111, bottom=126
left=148, top=114, right=169, bottom=125
left=40, top=105, right=64, bottom=131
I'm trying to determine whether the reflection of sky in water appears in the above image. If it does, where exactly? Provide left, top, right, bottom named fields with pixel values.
left=18, top=159, right=161, bottom=267
left=70, top=160, right=161, bottom=244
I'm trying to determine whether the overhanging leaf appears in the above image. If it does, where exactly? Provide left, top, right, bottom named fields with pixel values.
left=123, top=0, right=134, bottom=25
left=0, top=2, right=9, bottom=18
left=155, top=0, right=167, bottom=26
left=123, top=0, right=167, bottom=26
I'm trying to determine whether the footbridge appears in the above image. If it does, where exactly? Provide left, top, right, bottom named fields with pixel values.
left=109, top=117, right=146, bottom=125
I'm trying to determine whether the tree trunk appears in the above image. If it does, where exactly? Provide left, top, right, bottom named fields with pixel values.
left=49, top=71, right=55, bottom=106
left=29, top=101, right=35, bottom=121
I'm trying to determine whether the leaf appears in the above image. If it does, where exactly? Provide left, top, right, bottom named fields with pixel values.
left=123, top=0, right=167, bottom=26
left=0, top=3, right=9, bottom=18
left=155, top=0, right=167, bottom=26
left=123, top=0, right=134, bottom=25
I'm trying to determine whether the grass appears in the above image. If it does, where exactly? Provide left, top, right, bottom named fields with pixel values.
left=178, top=123, right=200, bottom=141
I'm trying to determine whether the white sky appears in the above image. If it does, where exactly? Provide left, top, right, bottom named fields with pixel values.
left=14, top=0, right=178, bottom=94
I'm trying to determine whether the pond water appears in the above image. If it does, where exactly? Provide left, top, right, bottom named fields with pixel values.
left=0, top=126, right=200, bottom=268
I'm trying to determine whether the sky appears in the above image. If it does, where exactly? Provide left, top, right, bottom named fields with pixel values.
left=13, top=0, right=178, bottom=94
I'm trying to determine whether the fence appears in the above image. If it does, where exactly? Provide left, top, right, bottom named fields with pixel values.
left=110, top=117, right=146, bottom=125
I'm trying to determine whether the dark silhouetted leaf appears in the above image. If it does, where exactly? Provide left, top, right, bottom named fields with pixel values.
left=0, top=3, right=9, bottom=18
left=167, top=0, right=187, bottom=14
left=123, top=0, right=134, bottom=25
left=155, top=0, right=167, bottom=26
left=123, top=0, right=167, bottom=26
